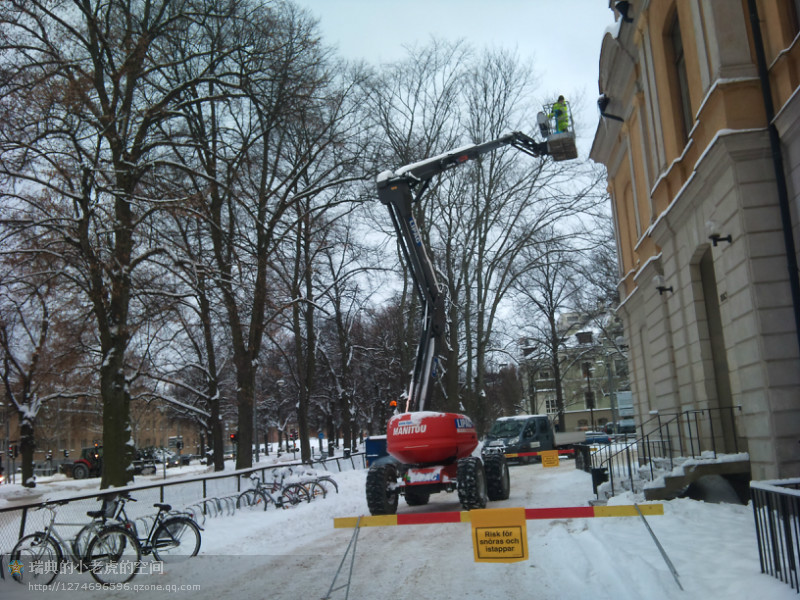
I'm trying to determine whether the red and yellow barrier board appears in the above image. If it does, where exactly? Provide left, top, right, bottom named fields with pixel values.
left=333, top=503, right=663, bottom=528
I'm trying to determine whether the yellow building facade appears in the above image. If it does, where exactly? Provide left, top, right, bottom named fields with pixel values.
left=591, top=0, right=800, bottom=479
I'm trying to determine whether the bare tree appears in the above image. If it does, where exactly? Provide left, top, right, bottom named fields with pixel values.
left=0, top=0, right=252, bottom=487
left=162, top=1, right=370, bottom=469
left=365, top=39, right=471, bottom=410
left=0, top=247, right=96, bottom=486
left=313, top=209, right=383, bottom=453
left=512, top=231, right=585, bottom=430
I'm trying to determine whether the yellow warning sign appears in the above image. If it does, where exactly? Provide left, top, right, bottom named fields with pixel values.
left=541, top=450, right=560, bottom=468
left=470, top=507, right=528, bottom=563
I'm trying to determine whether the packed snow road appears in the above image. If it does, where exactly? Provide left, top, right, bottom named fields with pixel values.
left=1, top=460, right=794, bottom=599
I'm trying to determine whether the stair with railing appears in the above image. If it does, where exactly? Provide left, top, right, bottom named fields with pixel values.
left=586, top=406, right=750, bottom=502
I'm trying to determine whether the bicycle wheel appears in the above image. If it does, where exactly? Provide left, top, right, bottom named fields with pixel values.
left=73, top=522, right=99, bottom=563
left=316, top=476, right=339, bottom=494
left=304, top=480, right=327, bottom=500
left=86, top=525, right=141, bottom=584
left=10, top=533, right=62, bottom=585
left=152, top=517, right=202, bottom=563
left=236, top=489, right=271, bottom=511
left=279, top=483, right=311, bottom=507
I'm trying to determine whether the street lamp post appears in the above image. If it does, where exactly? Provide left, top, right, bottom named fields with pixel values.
left=583, top=362, right=595, bottom=431
left=606, top=359, right=618, bottom=433
left=1, top=402, right=7, bottom=483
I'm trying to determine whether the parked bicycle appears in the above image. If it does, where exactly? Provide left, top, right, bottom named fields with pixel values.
left=292, top=467, right=339, bottom=500
left=236, top=473, right=311, bottom=511
left=72, top=492, right=129, bottom=560
left=112, top=494, right=202, bottom=563
left=9, top=499, right=141, bottom=585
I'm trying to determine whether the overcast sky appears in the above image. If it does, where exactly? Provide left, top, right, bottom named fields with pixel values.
left=293, top=0, right=618, bottom=155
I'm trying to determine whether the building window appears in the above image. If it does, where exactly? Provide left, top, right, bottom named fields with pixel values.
left=668, top=13, right=693, bottom=143
left=545, top=399, right=558, bottom=414
left=539, top=369, right=552, bottom=380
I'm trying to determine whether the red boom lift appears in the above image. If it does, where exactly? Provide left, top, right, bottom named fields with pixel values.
left=367, top=128, right=574, bottom=514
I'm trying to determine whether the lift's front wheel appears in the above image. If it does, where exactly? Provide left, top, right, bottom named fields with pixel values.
left=366, top=463, right=399, bottom=515
left=457, top=457, right=487, bottom=510
left=484, top=453, right=510, bottom=501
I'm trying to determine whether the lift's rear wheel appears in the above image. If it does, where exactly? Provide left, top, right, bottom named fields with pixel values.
left=457, top=456, right=487, bottom=510
left=366, top=463, right=399, bottom=515
left=484, top=453, right=510, bottom=501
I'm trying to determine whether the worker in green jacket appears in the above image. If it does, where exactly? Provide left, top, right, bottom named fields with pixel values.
left=550, top=95, right=570, bottom=133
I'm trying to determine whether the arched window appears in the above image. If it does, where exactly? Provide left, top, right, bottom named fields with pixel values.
left=666, top=12, right=692, bottom=144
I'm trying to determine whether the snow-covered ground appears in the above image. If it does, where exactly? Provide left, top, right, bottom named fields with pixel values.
left=0, top=457, right=795, bottom=599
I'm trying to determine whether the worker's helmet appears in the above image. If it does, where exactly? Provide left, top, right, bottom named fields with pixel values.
left=389, top=400, right=397, bottom=407
left=558, top=95, right=565, bottom=102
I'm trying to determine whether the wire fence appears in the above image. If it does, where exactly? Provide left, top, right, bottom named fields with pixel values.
left=0, top=451, right=365, bottom=556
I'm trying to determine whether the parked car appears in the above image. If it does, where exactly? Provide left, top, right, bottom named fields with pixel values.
left=166, top=452, right=192, bottom=467
left=604, top=420, right=637, bottom=435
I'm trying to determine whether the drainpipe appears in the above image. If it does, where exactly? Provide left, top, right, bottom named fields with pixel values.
left=747, top=0, right=800, bottom=357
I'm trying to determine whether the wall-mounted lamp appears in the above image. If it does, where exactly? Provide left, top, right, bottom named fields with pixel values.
left=598, top=94, right=624, bottom=123
left=615, top=1, right=634, bottom=23
left=653, top=275, right=673, bottom=296
left=705, top=220, right=732, bottom=246
left=708, top=233, right=733, bottom=246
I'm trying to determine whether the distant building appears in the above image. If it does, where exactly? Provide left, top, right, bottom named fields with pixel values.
left=520, top=310, right=630, bottom=432
left=590, top=1, right=800, bottom=478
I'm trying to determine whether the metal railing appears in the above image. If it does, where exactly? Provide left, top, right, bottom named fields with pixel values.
left=589, top=406, right=743, bottom=498
left=0, top=451, right=366, bottom=556
left=751, top=478, right=800, bottom=592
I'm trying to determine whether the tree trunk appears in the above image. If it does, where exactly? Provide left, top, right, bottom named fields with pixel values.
left=339, top=391, right=352, bottom=451
left=550, top=316, right=566, bottom=432
left=100, top=346, right=134, bottom=488
left=210, top=400, right=224, bottom=472
left=235, top=362, right=254, bottom=470
left=445, top=301, right=461, bottom=412
left=20, top=418, right=35, bottom=488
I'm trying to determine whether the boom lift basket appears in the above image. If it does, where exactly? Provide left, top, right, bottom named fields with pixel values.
left=537, top=101, right=578, bottom=161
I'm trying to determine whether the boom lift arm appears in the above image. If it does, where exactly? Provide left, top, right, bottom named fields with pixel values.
left=376, top=131, right=550, bottom=413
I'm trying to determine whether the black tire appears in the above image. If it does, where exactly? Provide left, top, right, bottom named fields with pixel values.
left=404, top=488, right=431, bottom=506
left=72, top=463, right=89, bottom=479
left=152, top=517, right=202, bottom=563
left=86, top=525, right=141, bottom=584
left=10, top=533, right=62, bottom=585
left=484, top=453, right=511, bottom=501
left=237, top=489, right=270, bottom=511
left=366, top=463, right=399, bottom=515
left=457, top=457, right=488, bottom=510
